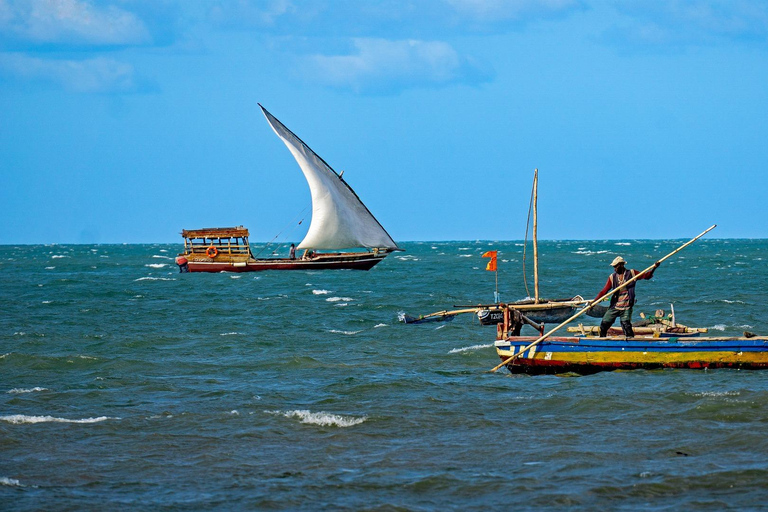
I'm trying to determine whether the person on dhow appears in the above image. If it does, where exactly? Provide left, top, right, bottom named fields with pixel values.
left=594, top=256, right=660, bottom=337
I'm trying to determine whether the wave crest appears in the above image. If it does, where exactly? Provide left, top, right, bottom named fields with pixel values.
left=0, top=415, right=117, bottom=424
left=266, top=409, right=367, bottom=427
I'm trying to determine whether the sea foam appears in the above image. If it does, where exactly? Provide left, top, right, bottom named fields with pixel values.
left=7, top=387, right=48, bottom=394
left=449, top=343, right=493, bottom=354
left=0, top=415, right=118, bottom=424
left=267, top=410, right=367, bottom=427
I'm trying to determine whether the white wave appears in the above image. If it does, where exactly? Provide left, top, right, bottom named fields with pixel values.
left=723, top=299, right=746, bottom=304
left=51, top=255, right=68, bottom=259
left=712, top=324, right=726, bottom=331
left=374, top=323, right=387, bottom=328
left=573, top=250, right=609, bottom=255
left=737, top=324, right=754, bottom=329
left=312, top=289, right=331, bottom=295
left=134, top=277, right=175, bottom=281
left=0, top=353, right=9, bottom=359
left=267, top=409, right=367, bottom=427
left=431, top=246, right=438, bottom=249
left=395, top=255, right=419, bottom=261
left=615, top=242, right=631, bottom=246
left=42, top=300, right=52, bottom=304
left=0, top=477, right=22, bottom=487
left=458, top=254, right=472, bottom=258
left=449, top=343, right=493, bottom=354
left=229, top=410, right=239, bottom=415
left=435, top=324, right=446, bottom=330
left=230, top=275, right=242, bottom=279
left=7, top=387, right=48, bottom=394
left=45, top=266, right=55, bottom=270
left=689, top=391, right=740, bottom=397
left=145, top=263, right=167, bottom=268
left=220, top=332, right=241, bottom=336
left=459, top=247, right=470, bottom=251
left=78, top=355, right=98, bottom=360
left=13, top=332, right=25, bottom=336
left=152, top=255, right=173, bottom=259
left=0, top=415, right=118, bottom=424
left=329, top=329, right=362, bottom=335
left=326, top=297, right=354, bottom=302
left=159, top=249, right=168, bottom=253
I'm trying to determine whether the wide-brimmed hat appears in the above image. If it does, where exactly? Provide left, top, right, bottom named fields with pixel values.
left=611, top=256, right=626, bottom=267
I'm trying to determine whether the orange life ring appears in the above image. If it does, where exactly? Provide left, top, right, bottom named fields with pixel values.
left=206, top=246, right=218, bottom=258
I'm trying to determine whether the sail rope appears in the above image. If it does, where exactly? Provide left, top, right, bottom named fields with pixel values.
left=252, top=205, right=309, bottom=258
left=522, top=177, right=535, bottom=299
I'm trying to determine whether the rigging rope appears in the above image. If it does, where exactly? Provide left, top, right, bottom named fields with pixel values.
left=522, top=177, right=535, bottom=299
left=253, top=205, right=309, bottom=258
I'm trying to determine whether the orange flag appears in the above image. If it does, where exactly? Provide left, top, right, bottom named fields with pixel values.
left=482, top=250, right=497, bottom=272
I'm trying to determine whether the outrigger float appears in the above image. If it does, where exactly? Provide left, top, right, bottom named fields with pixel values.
left=490, top=225, right=768, bottom=375
left=176, top=105, right=400, bottom=273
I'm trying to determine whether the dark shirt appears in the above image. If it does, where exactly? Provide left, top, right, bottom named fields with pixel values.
left=594, top=267, right=655, bottom=303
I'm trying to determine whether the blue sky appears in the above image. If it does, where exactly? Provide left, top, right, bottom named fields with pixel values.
left=1, top=0, right=767, bottom=244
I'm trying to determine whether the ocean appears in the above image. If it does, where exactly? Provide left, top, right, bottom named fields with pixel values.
left=2, top=239, right=767, bottom=510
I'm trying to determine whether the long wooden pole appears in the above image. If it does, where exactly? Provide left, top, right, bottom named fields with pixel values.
left=533, top=169, right=540, bottom=303
left=489, top=224, right=717, bottom=373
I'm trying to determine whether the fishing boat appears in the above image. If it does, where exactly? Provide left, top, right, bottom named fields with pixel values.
left=488, top=239, right=768, bottom=375
left=177, top=105, right=400, bottom=273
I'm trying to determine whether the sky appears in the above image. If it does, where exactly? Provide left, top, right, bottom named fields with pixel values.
left=1, top=0, right=767, bottom=244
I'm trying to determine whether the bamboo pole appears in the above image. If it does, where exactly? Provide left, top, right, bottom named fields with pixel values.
left=533, top=169, right=540, bottom=303
left=453, top=299, right=588, bottom=310
left=489, top=224, right=717, bottom=373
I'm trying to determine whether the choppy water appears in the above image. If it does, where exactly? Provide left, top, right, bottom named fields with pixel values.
left=2, top=239, right=767, bottom=510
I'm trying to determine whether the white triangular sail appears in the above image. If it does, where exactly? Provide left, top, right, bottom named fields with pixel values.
left=260, top=105, right=399, bottom=251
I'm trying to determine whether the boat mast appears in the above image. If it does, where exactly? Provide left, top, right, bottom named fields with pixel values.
left=533, top=169, right=540, bottom=304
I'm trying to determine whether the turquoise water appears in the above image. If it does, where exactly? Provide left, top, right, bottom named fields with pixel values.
left=2, top=239, right=767, bottom=510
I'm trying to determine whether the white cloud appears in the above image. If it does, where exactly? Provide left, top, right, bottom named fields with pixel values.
left=0, top=53, right=136, bottom=92
left=608, top=0, right=768, bottom=48
left=1, top=0, right=150, bottom=45
left=445, top=0, right=583, bottom=23
left=303, top=38, right=491, bottom=93
left=209, top=0, right=298, bottom=28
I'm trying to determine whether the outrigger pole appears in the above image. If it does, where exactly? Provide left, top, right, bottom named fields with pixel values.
left=489, top=224, right=717, bottom=373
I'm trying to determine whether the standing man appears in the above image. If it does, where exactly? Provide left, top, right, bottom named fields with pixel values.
left=594, top=256, right=660, bottom=337
left=289, top=243, right=296, bottom=260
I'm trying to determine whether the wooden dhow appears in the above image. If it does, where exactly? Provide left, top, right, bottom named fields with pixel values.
left=177, top=105, right=400, bottom=273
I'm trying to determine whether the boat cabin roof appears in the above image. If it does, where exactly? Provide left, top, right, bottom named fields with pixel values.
left=181, top=226, right=249, bottom=239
